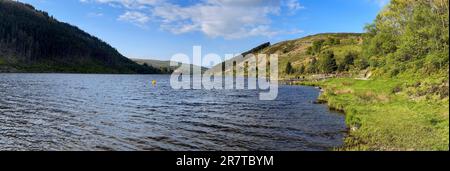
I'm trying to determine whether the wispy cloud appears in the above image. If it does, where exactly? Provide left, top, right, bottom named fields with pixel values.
left=81, top=0, right=163, bottom=8
left=81, top=0, right=305, bottom=39
left=285, top=0, right=305, bottom=13
left=118, top=11, right=150, bottom=27
left=87, top=12, right=104, bottom=17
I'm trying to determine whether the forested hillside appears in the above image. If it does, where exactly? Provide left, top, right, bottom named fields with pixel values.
left=0, top=0, right=160, bottom=74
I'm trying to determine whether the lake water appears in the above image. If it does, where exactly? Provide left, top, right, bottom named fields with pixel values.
left=0, top=74, right=346, bottom=151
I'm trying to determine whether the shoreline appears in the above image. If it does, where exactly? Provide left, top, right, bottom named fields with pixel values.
left=312, top=85, right=350, bottom=151
left=294, top=78, right=449, bottom=151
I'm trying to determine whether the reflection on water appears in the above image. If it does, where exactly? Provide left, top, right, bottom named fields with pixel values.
left=0, top=74, right=346, bottom=151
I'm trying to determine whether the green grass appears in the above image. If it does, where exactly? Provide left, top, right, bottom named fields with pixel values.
left=300, top=78, right=449, bottom=151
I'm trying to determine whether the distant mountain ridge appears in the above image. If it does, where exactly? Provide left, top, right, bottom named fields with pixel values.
left=0, top=0, right=160, bottom=74
left=132, top=58, right=209, bottom=74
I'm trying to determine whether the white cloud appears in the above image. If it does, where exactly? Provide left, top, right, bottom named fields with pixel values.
left=152, top=1, right=280, bottom=39
left=83, top=0, right=305, bottom=39
left=285, top=0, right=304, bottom=12
left=87, top=12, right=104, bottom=17
left=118, top=11, right=150, bottom=26
left=81, top=0, right=163, bottom=8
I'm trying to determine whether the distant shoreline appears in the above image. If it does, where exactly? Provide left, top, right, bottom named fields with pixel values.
left=0, top=71, right=172, bottom=75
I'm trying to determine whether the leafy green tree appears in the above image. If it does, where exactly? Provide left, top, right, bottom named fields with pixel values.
left=338, top=52, right=357, bottom=71
left=319, top=51, right=338, bottom=73
left=355, top=57, right=370, bottom=70
left=307, top=39, right=325, bottom=55
left=337, top=63, right=346, bottom=72
left=298, top=65, right=305, bottom=74
left=343, top=52, right=356, bottom=66
left=306, top=46, right=314, bottom=55
left=362, top=0, right=449, bottom=75
left=325, top=37, right=340, bottom=46
left=285, top=61, right=294, bottom=74
left=306, top=57, right=318, bottom=74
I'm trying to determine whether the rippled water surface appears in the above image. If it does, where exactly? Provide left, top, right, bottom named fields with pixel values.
left=0, top=74, right=346, bottom=151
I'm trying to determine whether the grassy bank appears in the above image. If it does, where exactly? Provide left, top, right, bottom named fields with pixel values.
left=299, top=78, right=449, bottom=151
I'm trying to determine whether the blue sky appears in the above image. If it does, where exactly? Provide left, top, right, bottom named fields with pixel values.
left=19, top=0, right=388, bottom=61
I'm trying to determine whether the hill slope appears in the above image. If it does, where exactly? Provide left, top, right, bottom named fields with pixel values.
left=210, top=33, right=363, bottom=78
left=0, top=0, right=160, bottom=74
